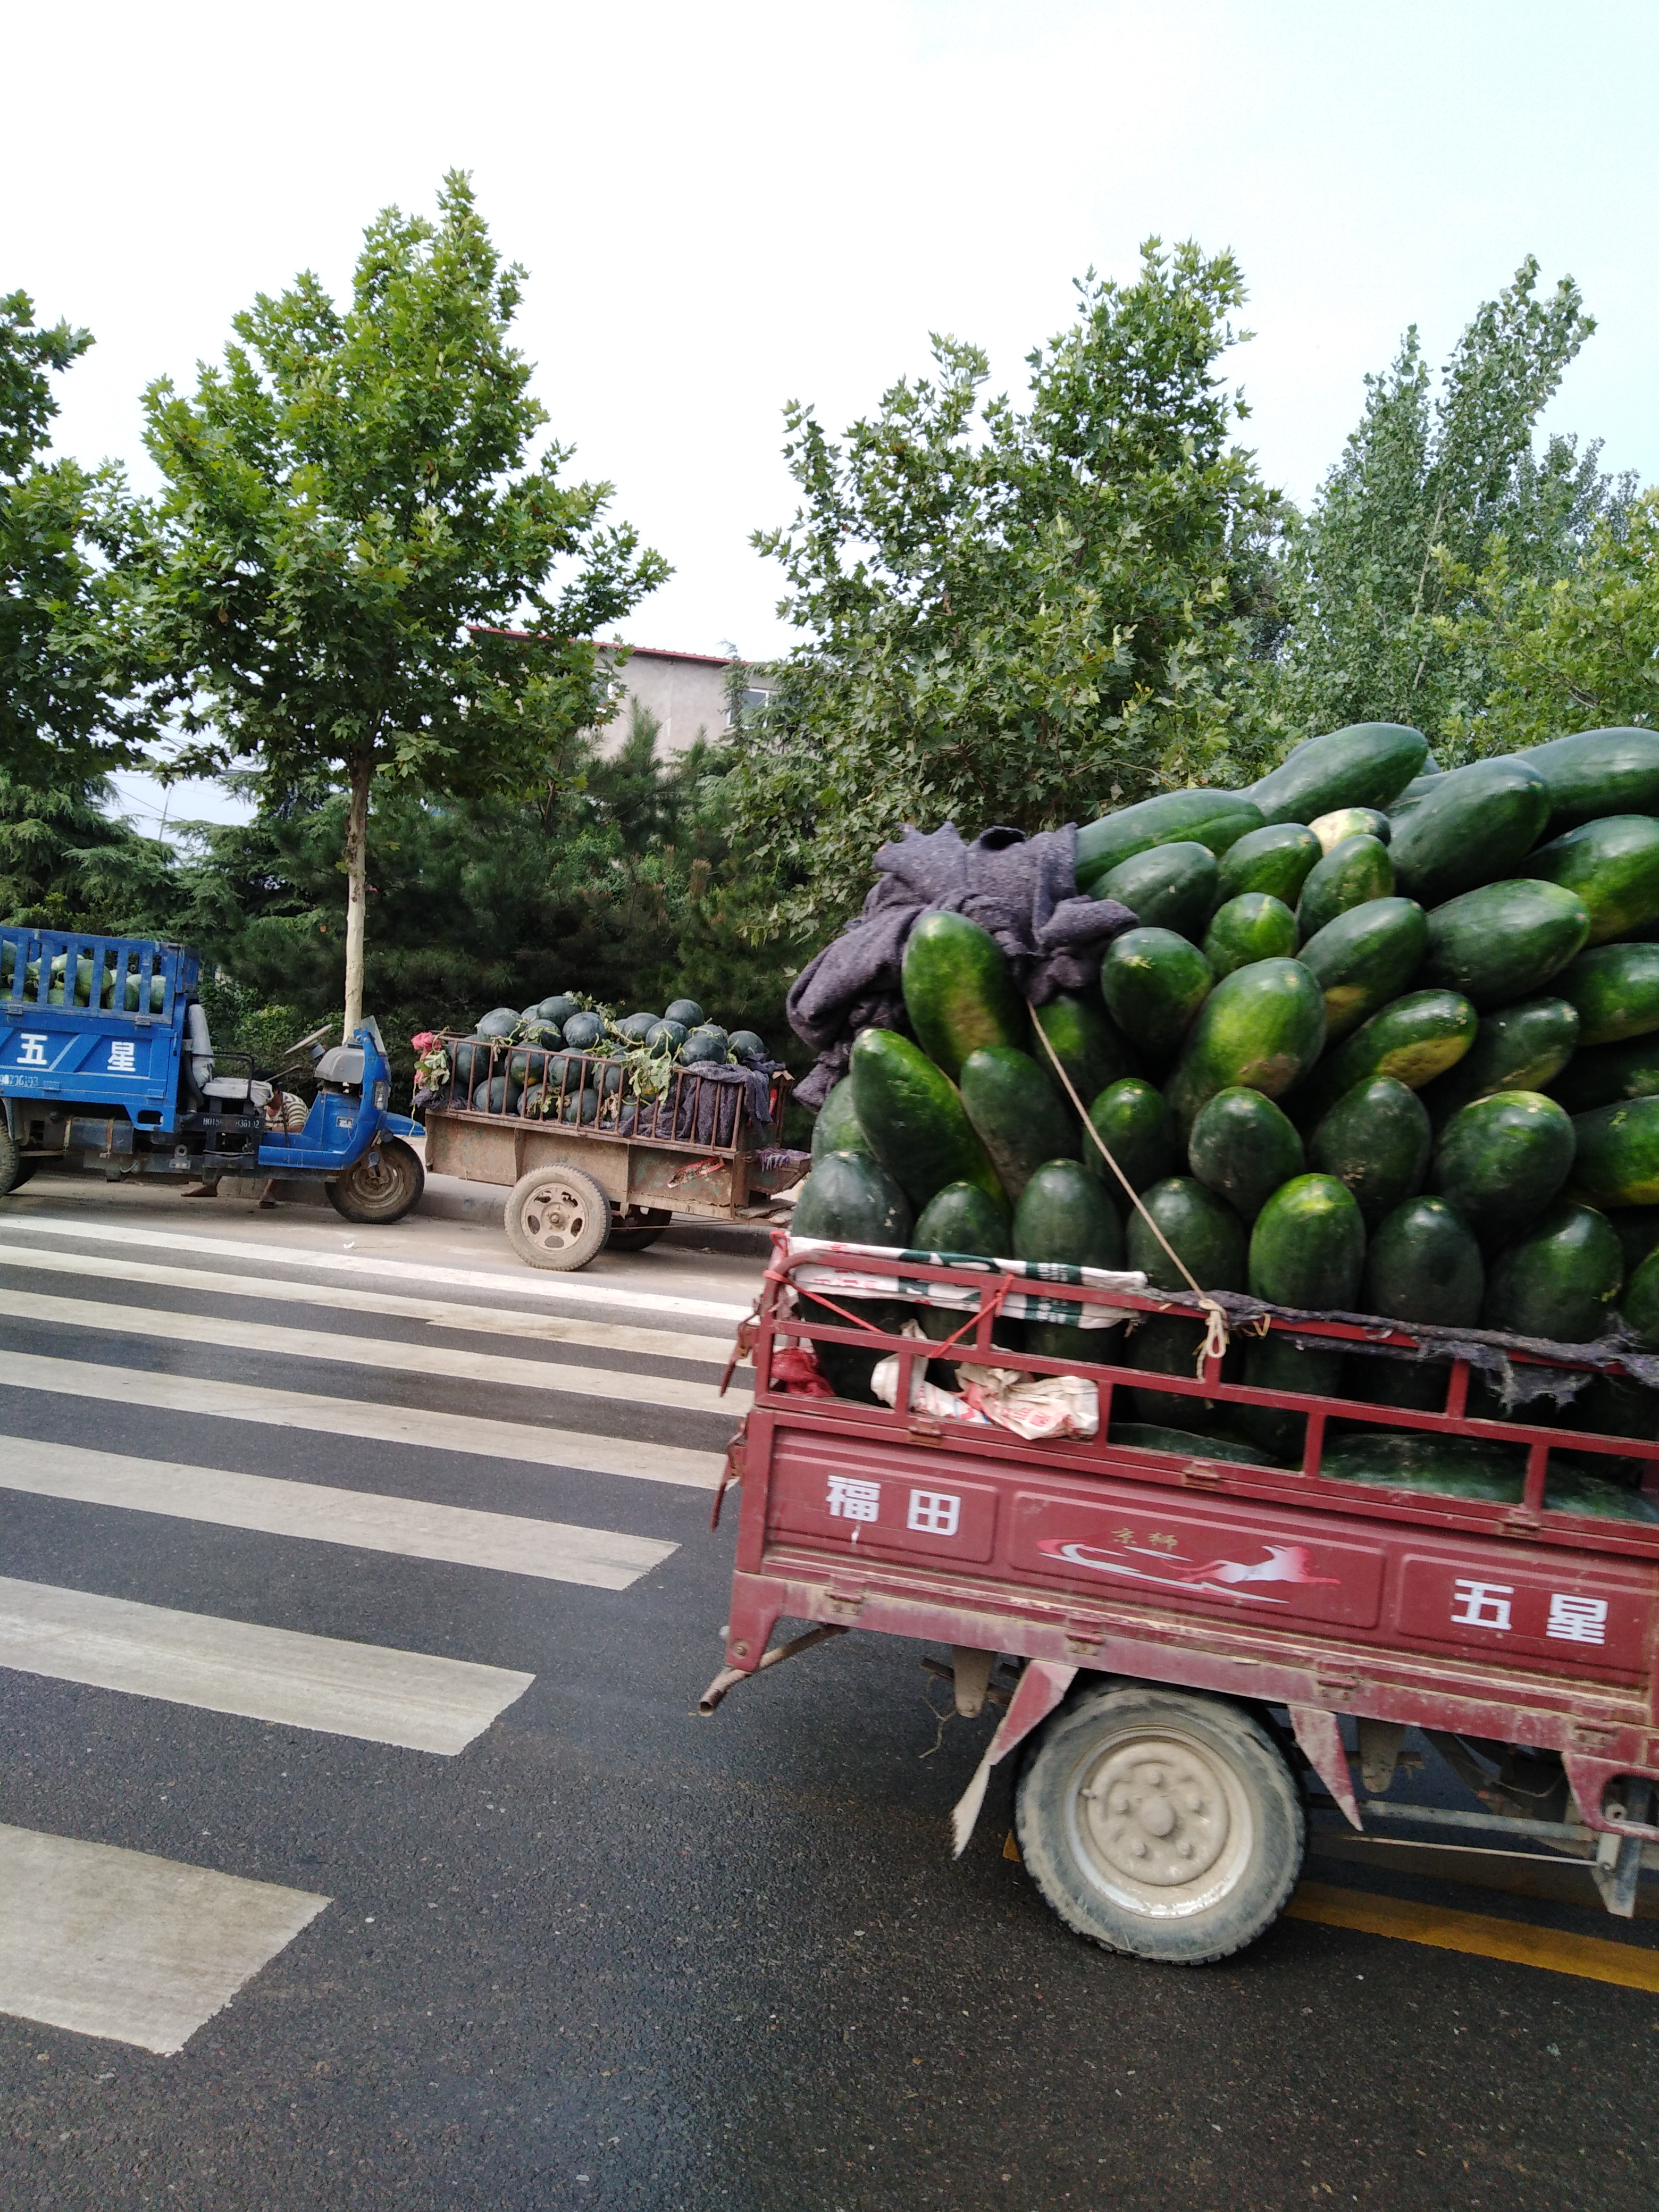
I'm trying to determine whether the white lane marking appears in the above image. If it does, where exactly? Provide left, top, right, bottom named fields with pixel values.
left=0, top=1822, right=330, bottom=2055
left=0, top=1440, right=677, bottom=1589
left=0, top=1216, right=752, bottom=1321
left=0, top=1286, right=752, bottom=1417
left=0, top=1576, right=534, bottom=1755
left=0, top=1242, right=738, bottom=1367
left=0, top=1351, right=725, bottom=1489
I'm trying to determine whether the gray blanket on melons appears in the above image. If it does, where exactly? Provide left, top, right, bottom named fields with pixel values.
left=785, top=821, right=1137, bottom=1109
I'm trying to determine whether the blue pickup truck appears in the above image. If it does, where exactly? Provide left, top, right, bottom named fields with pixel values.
left=0, top=927, right=425, bottom=1222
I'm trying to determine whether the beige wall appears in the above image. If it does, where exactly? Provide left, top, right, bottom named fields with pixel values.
left=592, top=647, right=774, bottom=759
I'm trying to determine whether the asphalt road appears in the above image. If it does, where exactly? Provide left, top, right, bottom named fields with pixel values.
left=1, top=1181, right=1655, bottom=2212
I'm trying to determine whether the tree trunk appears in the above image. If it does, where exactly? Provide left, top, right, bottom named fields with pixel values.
left=342, top=755, right=373, bottom=1044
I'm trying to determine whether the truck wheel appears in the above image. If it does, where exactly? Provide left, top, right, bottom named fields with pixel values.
left=326, top=1137, right=425, bottom=1225
left=606, top=1206, right=672, bottom=1252
left=1015, top=1682, right=1304, bottom=1965
left=504, top=1164, right=610, bottom=1270
left=0, top=1126, right=32, bottom=1196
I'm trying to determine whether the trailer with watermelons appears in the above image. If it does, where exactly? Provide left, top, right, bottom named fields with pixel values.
left=701, top=721, right=1659, bottom=1963
left=415, top=992, right=809, bottom=1268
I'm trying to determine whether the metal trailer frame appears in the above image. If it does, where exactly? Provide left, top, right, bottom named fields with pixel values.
left=705, top=1237, right=1659, bottom=1940
left=421, top=1033, right=807, bottom=1227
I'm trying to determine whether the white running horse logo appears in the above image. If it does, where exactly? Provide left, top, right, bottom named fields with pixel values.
left=1037, top=1535, right=1343, bottom=1603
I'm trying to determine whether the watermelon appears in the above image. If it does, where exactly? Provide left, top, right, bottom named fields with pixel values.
left=1296, top=834, right=1394, bottom=940
left=1085, top=1077, right=1176, bottom=1193
left=793, top=1150, right=914, bottom=1244
left=850, top=1029, right=1004, bottom=1211
left=1296, top=897, right=1427, bottom=1044
left=1430, top=1091, right=1576, bottom=1242
left=562, top=1010, right=605, bottom=1050
left=1100, top=928, right=1213, bottom=1063
left=1012, top=1160, right=1123, bottom=1270
left=728, top=1030, right=769, bottom=1066
left=1525, top=815, right=1659, bottom=945
left=1521, top=727, right=1659, bottom=832
left=1096, top=841, right=1218, bottom=939
left=1248, top=1175, right=1365, bottom=1309
left=1421, top=879, right=1592, bottom=1010
left=1390, top=757, right=1551, bottom=905
left=471, top=1076, right=521, bottom=1114
left=615, top=1011, right=661, bottom=1042
left=1308, top=1077, right=1431, bottom=1226
left=1187, top=1087, right=1305, bottom=1222
left=811, top=1077, right=872, bottom=1160
left=1482, top=1201, right=1623, bottom=1342
left=1075, top=790, right=1264, bottom=890
left=1247, top=722, right=1427, bottom=824
left=664, top=998, right=705, bottom=1026
left=1568, top=1097, right=1659, bottom=1208
left=679, top=1032, right=728, bottom=1066
left=1164, top=958, right=1327, bottom=1140
left=1125, top=1176, right=1247, bottom=1292
left=475, top=1007, right=520, bottom=1040
left=959, top=1046, right=1079, bottom=1200
left=1424, top=998, right=1580, bottom=1126
left=901, top=911, right=1026, bottom=1079
left=1212, top=822, right=1323, bottom=912
left=1556, top=943, right=1659, bottom=1046
left=646, top=1019, right=688, bottom=1054
left=536, top=994, right=579, bottom=1026
left=1202, top=893, right=1300, bottom=979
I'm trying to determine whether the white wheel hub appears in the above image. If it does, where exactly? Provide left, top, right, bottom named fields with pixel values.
left=1068, top=1729, right=1253, bottom=1918
left=522, top=1182, right=591, bottom=1251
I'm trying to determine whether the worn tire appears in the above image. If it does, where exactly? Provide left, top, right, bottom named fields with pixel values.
left=0, top=1124, right=34, bottom=1195
left=606, top=1205, right=672, bottom=1252
left=505, top=1164, right=610, bottom=1270
left=1015, top=1682, right=1304, bottom=1964
left=325, top=1137, right=425, bottom=1225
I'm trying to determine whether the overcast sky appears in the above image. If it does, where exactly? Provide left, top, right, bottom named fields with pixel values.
left=5, top=0, right=1655, bottom=827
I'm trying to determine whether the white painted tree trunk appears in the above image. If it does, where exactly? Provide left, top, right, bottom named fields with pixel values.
left=342, top=756, right=373, bottom=1044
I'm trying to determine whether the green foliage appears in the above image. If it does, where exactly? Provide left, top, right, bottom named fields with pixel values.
left=0, top=294, right=158, bottom=782
left=0, top=769, right=177, bottom=932
left=726, top=241, right=1284, bottom=939
left=1252, top=258, right=1631, bottom=755
left=1434, top=489, right=1659, bottom=752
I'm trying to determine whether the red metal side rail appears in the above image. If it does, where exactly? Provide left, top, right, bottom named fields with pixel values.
left=712, top=1240, right=1659, bottom=1843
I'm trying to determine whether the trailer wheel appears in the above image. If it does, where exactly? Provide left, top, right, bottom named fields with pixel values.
left=326, top=1137, right=425, bottom=1225
left=607, top=1206, right=672, bottom=1252
left=504, top=1164, right=610, bottom=1270
left=1015, top=1682, right=1303, bottom=1965
left=0, top=1125, right=33, bottom=1196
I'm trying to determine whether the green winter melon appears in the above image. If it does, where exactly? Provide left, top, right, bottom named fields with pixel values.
left=1296, top=833, right=1394, bottom=940
left=1202, top=893, right=1299, bottom=979
left=811, top=1077, right=873, bottom=1159
left=1302, top=990, right=1479, bottom=1122
left=959, top=1045, right=1078, bottom=1201
left=1362, top=1197, right=1485, bottom=1326
left=1430, top=1090, right=1576, bottom=1242
left=1423, top=997, right=1580, bottom=1126
left=1164, top=958, right=1327, bottom=1141
left=850, top=1028, right=1004, bottom=1212
left=1085, top=1077, right=1176, bottom=1193
left=1568, top=1097, right=1659, bottom=1208
left=1121, top=1314, right=1231, bottom=1431
left=1187, top=1087, right=1305, bottom=1222
left=1237, top=1336, right=1343, bottom=1461
left=1482, top=1201, right=1623, bottom=1343
left=1319, top=1432, right=1524, bottom=1503
left=1100, top=928, right=1213, bottom=1063
left=1295, top=896, right=1427, bottom=1043
left=1309, top=805, right=1392, bottom=851
left=1075, top=790, right=1264, bottom=891
left=1247, top=722, right=1427, bottom=824
left=792, top=1150, right=915, bottom=1245
left=1032, top=991, right=1137, bottom=1103
left=900, top=910, right=1026, bottom=1079
left=1212, top=822, right=1323, bottom=912
left=1108, top=1421, right=1277, bottom=1465
left=1620, top=1243, right=1659, bottom=1348
left=912, top=1180, right=1010, bottom=1258
left=1248, top=1175, right=1365, bottom=1310
left=1556, top=943, right=1659, bottom=1046
left=1096, top=841, right=1218, bottom=940
left=1125, top=1176, right=1247, bottom=1292
left=1308, top=1077, right=1431, bottom=1227
left=1421, top=879, right=1592, bottom=1009
left=1388, top=756, right=1552, bottom=906
left=1011, top=1159, right=1123, bottom=1271
left=1551, top=1037, right=1659, bottom=1115
left=1522, top=726, right=1659, bottom=832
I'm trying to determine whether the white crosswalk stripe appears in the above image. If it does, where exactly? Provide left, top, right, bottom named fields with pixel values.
left=0, top=1285, right=752, bottom=1414
left=0, top=1348, right=727, bottom=1487
left=0, top=1239, right=737, bottom=1366
left=0, top=1439, right=678, bottom=1587
left=0, top=1822, right=331, bottom=2055
left=1, top=1213, right=752, bottom=1320
left=0, top=1576, right=535, bottom=1753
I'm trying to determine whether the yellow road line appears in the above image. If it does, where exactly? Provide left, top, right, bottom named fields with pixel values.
left=1286, top=1880, right=1659, bottom=1991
